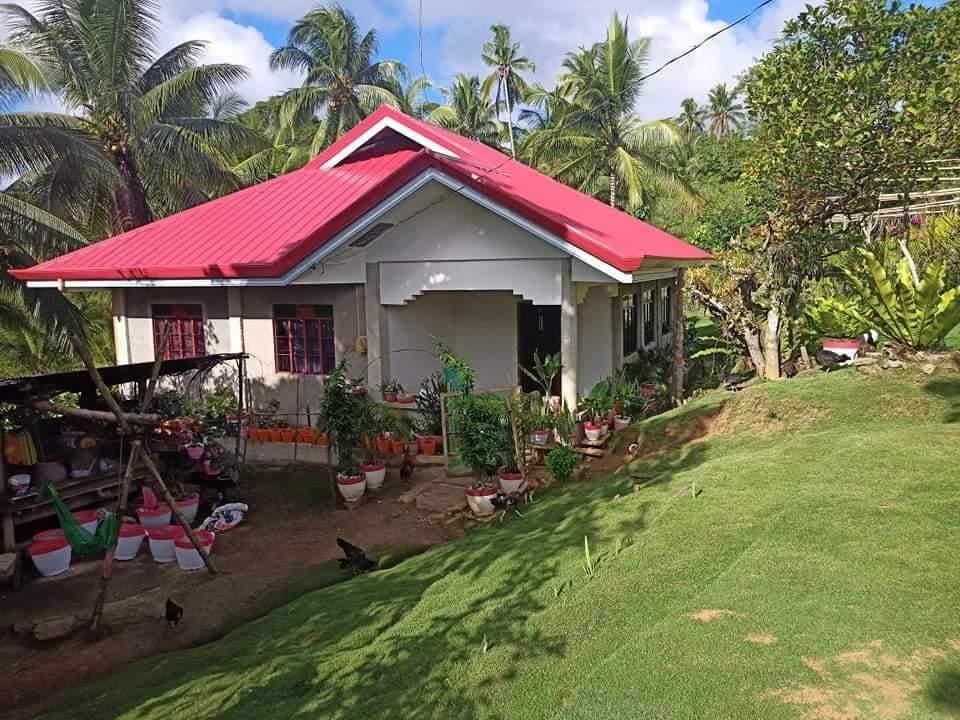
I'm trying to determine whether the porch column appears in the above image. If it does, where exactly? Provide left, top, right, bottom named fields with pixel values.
left=670, top=270, right=686, bottom=406
left=112, top=289, right=131, bottom=365
left=364, top=263, right=388, bottom=391
left=226, top=288, right=245, bottom=354
left=560, top=259, right=578, bottom=410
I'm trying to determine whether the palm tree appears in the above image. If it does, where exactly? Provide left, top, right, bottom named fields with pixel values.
left=429, top=74, right=502, bottom=147
left=1, top=0, right=260, bottom=235
left=522, top=14, right=692, bottom=213
left=385, top=75, right=437, bottom=120
left=480, top=24, right=535, bottom=158
left=270, top=3, right=407, bottom=156
left=676, top=97, right=705, bottom=137
left=705, top=83, right=746, bottom=138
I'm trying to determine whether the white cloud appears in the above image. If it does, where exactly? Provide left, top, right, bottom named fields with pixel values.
left=156, top=10, right=302, bottom=107
left=395, top=0, right=814, bottom=120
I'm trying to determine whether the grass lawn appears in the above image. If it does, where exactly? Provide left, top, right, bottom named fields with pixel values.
left=39, top=368, right=960, bottom=719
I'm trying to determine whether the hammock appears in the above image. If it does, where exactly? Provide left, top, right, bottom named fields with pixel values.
left=39, top=483, right=119, bottom=554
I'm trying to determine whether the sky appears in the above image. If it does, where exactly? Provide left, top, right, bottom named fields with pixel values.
left=17, top=0, right=820, bottom=119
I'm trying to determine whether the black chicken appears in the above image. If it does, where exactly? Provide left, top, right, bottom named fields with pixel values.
left=336, top=537, right=377, bottom=575
left=491, top=493, right=521, bottom=510
left=723, top=373, right=749, bottom=391
left=165, top=598, right=183, bottom=627
left=815, top=349, right=848, bottom=372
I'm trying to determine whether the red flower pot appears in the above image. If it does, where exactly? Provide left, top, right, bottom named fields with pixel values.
left=268, top=428, right=283, bottom=442
left=498, top=469, right=524, bottom=494
left=383, top=391, right=398, bottom=403
left=390, top=439, right=405, bottom=455
left=316, top=433, right=329, bottom=447
left=376, top=436, right=392, bottom=454
left=298, top=427, right=316, bottom=443
left=420, top=439, right=437, bottom=456
left=466, top=485, right=498, bottom=516
left=280, top=429, right=296, bottom=443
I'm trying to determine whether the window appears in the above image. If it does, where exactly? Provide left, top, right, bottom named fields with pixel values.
left=152, top=304, right=205, bottom=360
left=273, top=305, right=336, bottom=375
left=660, top=285, right=673, bottom=336
left=622, top=293, right=638, bottom=356
left=641, top=289, right=655, bottom=346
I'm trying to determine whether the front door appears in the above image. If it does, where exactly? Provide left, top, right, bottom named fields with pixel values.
left=517, top=302, right=561, bottom=394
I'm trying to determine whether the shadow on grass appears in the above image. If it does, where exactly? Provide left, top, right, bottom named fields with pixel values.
left=42, top=401, right=722, bottom=720
left=922, top=379, right=960, bottom=423
left=924, top=667, right=960, bottom=714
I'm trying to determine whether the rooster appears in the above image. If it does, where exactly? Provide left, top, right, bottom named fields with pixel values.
left=815, top=349, right=849, bottom=372
left=399, top=451, right=415, bottom=486
left=165, top=598, right=183, bottom=627
left=336, top=537, right=377, bottom=575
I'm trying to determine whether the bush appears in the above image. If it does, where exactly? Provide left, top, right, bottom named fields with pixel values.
left=546, top=445, right=580, bottom=484
left=414, top=371, right=448, bottom=436
left=451, top=393, right=511, bottom=485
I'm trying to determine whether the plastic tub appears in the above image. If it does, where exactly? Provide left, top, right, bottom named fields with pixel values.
left=33, top=528, right=65, bottom=543
left=176, top=493, right=201, bottom=524
left=137, top=503, right=171, bottom=528
left=7, top=473, right=31, bottom=496
left=29, top=537, right=72, bottom=577
left=73, top=509, right=99, bottom=535
left=115, top=522, right=146, bottom=561
left=174, top=530, right=215, bottom=571
left=147, top=524, right=185, bottom=563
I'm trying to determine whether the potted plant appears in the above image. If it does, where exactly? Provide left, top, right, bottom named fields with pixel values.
left=527, top=401, right=553, bottom=447
left=420, top=436, right=437, bottom=456
left=380, top=379, right=402, bottom=403
left=434, top=340, right=476, bottom=395
left=579, top=389, right=612, bottom=443
left=376, top=434, right=392, bottom=454
left=397, top=391, right=416, bottom=404
left=321, top=361, right=367, bottom=503
left=520, top=350, right=562, bottom=409
left=362, top=459, right=387, bottom=491
left=452, top=394, right=511, bottom=516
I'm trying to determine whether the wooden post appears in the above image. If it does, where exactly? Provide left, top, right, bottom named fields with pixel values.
left=29, top=401, right=160, bottom=426
left=89, top=323, right=171, bottom=635
left=671, top=270, right=686, bottom=407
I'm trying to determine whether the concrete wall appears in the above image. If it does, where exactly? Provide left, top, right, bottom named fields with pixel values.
left=577, top=285, right=614, bottom=396
left=385, top=291, right=518, bottom=392
left=125, top=287, right=232, bottom=362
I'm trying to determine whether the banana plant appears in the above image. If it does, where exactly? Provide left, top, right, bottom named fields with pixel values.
left=838, top=249, right=960, bottom=349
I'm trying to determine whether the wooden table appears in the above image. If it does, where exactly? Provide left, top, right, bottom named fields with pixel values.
left=0, top=465, right=147, bottom=551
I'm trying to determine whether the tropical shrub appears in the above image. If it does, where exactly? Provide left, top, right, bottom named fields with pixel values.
left=546, top=444, right=580, bottom=484
left=320, top=361, right=365, bottom=475
left=451, top=393, right=511, bottom=486
left=839, top=249, right=960, bottom=349
left=415, top=371, right=448, bottom=436
left=804, top=296, right=870, bottom=339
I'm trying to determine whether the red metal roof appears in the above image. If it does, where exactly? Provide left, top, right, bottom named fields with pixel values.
left=11, top=106, right=711, bottom=282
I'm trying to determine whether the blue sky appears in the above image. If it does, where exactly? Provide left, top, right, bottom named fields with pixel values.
left=17, top=0, right=819, bottom=118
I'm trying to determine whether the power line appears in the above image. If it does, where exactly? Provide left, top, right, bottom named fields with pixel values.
left=385, top=0, right=777, bottom=234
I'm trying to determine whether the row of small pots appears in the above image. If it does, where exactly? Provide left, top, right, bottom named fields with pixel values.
left=247, top=427, right=329, bottom=445
left=367, top=434, right=442, bottom=456
left=583, top=414, right=633, bottom=442
left=382, top=391, right=416, bottom=404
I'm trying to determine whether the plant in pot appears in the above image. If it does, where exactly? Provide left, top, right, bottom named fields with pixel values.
left=520, top=351, right=562, bottom=410
left=356, top=396, right=388, bottom=492
left=433, top=340, right=475, bottom=395
left=546, top=444, right=580, bottom=484
left=611, top=370, right=644, bottom=430
left=579, top=388, right=613, bottom=443
left=321, top=361, right=367, bottom=503
left=526, top=398, right=553, bottom=447
left=501, top=392, right=535, bottom=494
left=452, top=393, right=510, bottom=516
left=380, top=378, right=403, bottom=404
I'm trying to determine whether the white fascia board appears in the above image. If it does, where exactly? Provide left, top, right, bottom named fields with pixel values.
left=27, top=167, right=631, bottom=288
left=320, top=117, right=459, bottom=170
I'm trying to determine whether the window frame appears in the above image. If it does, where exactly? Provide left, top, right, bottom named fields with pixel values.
left=272, top=305, right=336, bottom=376
left=660, top=284, right=673, bottom=337
left=151, top=303, right=206, bottom=361
left=641, top=288, right=656, bottom=348
left=622, top=292, right=638, bottom=357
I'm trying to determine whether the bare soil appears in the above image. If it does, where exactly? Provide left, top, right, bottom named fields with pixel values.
left=0, top=465, right=461, bottom=718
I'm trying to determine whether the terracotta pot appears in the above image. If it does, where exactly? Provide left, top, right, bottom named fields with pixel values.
left=337, top=473, right=366, bottom=503
left=316, top=433, right=329, bottom=447
left=376, top=436, right=392, bottom=454
left=498, top=469, right=524, bottom=495
left=420, top=439, right=437, bottom=456
left=280, top=429, right=296, bottom=443
left=390, top=439, right=405, bottom=455
left=466, top=486, right=498, bottom=516
left=246, top=428, right=260, bottom=442
left=362, top=461, right=387, bottom=491
left=431, top=435, right=444, bottom=453
left=383, top=390, right=398, bottom=403
left=268, top=428, right=284, bottom=442
left=298, top=427, right=316, bottom=443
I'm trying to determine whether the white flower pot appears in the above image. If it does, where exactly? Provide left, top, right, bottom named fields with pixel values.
left=337, top=473, right=366, bottom=503
left=583, top=423, right=603, bottom=442
left=362, top=462, right=387, bottom=491
left=175, top=531, right=215, bottom=571
left=137, top=504, right=171, bottom=528
left=498, top=471, right=524, bottom=495
left=115, top=523, right=146, bottom=561
left=176, top=494, right=201, bottom=524
left=613, top=416, right=632, bottom=432
left=466, top=487, right=498, bottom=516
left=147, top=525, right=185, bottom=563
left=29, top=537, right=72, bottom=577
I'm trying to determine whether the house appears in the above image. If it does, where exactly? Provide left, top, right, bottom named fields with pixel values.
left=11, top=106, right=713, bottom=412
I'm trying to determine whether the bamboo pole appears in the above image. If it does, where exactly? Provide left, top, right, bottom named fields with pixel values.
left=30, top=401, right=160, bottom=426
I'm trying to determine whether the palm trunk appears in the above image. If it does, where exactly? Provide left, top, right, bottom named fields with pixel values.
left=670, top=270, right=686, bottom=406
left=112, top=151, right=150, bottom=233
left=743, top=325, right=765, bottom=376
left=609, top=173, right=617, bottom=208
left=504, top=88, right=516, bottom=159
left=763, top=307, right=782, bottom=380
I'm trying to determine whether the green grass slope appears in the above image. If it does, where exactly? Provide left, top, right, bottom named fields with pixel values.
left=41, top=369, right=960, bottom=719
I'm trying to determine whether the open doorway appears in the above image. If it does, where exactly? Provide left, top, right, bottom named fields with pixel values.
left=517, top=301, right=561, bottom=394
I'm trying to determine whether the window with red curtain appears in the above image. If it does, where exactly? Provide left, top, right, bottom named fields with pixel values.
left=152, top=304, right=205, bottom=360
left=273, top=305, right=336, bottom=375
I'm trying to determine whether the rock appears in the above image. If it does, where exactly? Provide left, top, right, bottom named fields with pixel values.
left=854, top=357, right=878, bottom=367
left=0, top=552, right=17, bottom=586
left=921, top=363, right=936, bottom=375
left=882, top=359, right=905, bottom=369
left=32, top=614, right=83, bottom=642
left=415, top=484, right=467, bottom=514
left=857, top=364, right=882, bottom=376
left=397, top=483, right=431, bottom=504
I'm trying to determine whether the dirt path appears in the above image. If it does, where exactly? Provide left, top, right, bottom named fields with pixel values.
left=0, top=466, right=461, bottom=718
